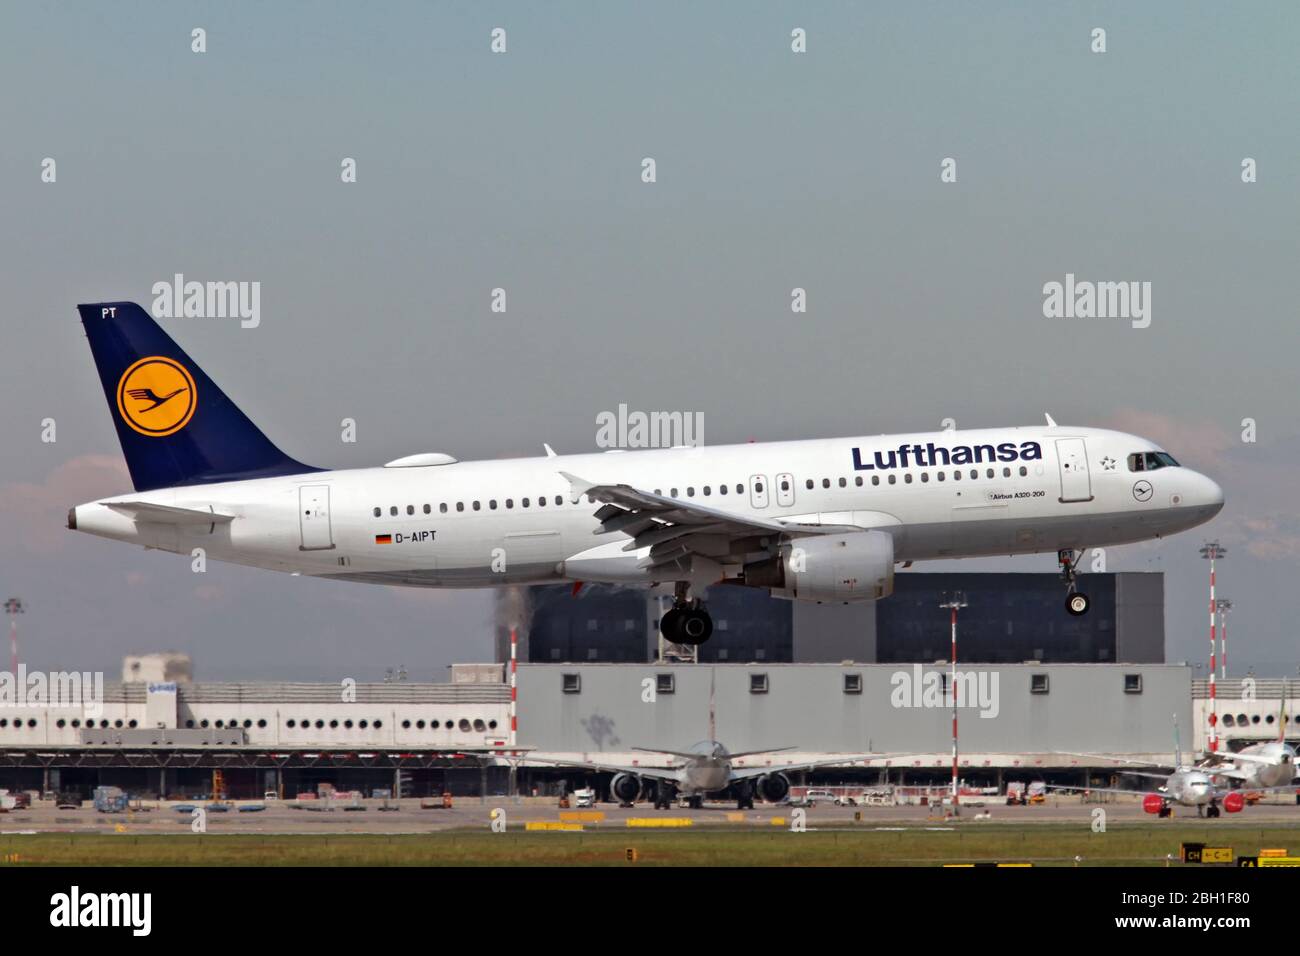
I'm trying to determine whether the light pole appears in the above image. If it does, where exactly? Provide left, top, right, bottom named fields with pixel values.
left=3, top=598, right=23, bottom=674
left=1199, top=542, right=1227, bottom=752
left=940, top=592, right=968, bottom=813
left=1215, top=598, right=1232, bottom=680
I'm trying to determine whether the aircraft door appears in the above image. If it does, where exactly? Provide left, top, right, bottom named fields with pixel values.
left=749, top=475, right=770, bottom=509
left=299, top=485, right=335, bottom=550
left=775, top=472, right=795, bottom=507
left=1055, top=439, right=1093, bottom=503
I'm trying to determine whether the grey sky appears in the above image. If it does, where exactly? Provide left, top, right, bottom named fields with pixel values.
left=1, top=2, right=1297, bottom=680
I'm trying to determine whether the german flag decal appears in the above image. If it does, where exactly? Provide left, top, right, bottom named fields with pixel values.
left=375, top=534, right=393, bottom=545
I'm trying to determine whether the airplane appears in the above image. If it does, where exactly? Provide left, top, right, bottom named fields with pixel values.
left=519, top=740, right=873, bottom=810
left=1198, top=694, right=1298, bottom=790
left=510, top=671, right=883, bottom=809
left=1051, top=724, right=1295, bottom=817
left=68, top=302, right=1225, bottom=645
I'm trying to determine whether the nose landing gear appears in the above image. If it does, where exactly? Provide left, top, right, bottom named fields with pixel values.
left=1059, top=549, right=1090, bottom=616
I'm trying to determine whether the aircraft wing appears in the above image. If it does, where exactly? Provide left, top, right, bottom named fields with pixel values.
left=560, top=471, right=868, bottom=577
left=513, top=755, right=681, bottom=784
left=728, top=754, right=884, bottom=781
left=1200, top=751, right=1280, bottom=767
left=1047, top=784, right=1159, bottom=797
left=1054, top=751, right=1174, bottom=771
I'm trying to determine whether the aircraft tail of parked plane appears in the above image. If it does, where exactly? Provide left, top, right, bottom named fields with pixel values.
left=77, top=302, right=317, bottom=492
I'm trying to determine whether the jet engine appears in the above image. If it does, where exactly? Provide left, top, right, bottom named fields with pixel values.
left=754, top=773, right=791, bottom=804
left=1222, top=791, right=1244, bottom=813
left=745, top=530, right=894, bottom=603
left=610, top=772, right=641, bottom=804
left=1141, top=793, right=1164, bottom=814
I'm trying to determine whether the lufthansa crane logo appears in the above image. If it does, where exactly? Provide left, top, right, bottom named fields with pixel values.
left=116, top=356, right=197, bottom=437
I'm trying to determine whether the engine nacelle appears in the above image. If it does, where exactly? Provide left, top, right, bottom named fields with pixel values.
left=610, top=772, right=641, bottom=804
left=1142, top=793, right=1165, bottom=814
left=1223, top=791, right=1244, bottom=813
left=754, top=773, right=791, bottom=804
left=746, top=530, right=894, bottom=603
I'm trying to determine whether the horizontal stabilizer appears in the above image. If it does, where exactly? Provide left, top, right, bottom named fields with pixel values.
left=106, top=501, right=236, bottom=525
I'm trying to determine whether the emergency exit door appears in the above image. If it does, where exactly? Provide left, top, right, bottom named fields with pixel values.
left=1055, top=439, right=1093, bottom=503
left=299, top=485, right=335, bottom=550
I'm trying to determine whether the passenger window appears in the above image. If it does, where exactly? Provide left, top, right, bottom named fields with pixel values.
left=373, top=507, right=381, bottom=517
left=780, top=479, right=789, bottom=492
left=888, top=475, right=896, bottom=485
left=755, top=482, right=763, bottom=493
left=904, top=473, right=913, bottom=484
left=986, top=468, right=994, bottom=479
left=537, top=496, right=546, bottom=507
left=407, top=505, right=415, bottom=515
left=423, top=504, right=431, bottom=514
left=921, top=472, right=929, bottom=483
left=555, top=495, right=563, bottom=505
left=735, top=484, right=743, bottom=494
left=684, top=487, right=693, bottom=497
left=855, top=476, right=863, bottom=486
left=806, top=479, right=814, bottom=490
left=1003, top=467, right=1011, bottom=478
left=506, top=499, right=513, bottom=509
left=822, top=478, right=831, bottom=489
left=937, top=471, right=945, bottom=482
left=390, top=506, right=398, bottom=516
left=953, top=471, right=961, bottom=481
left=671, top=488, right=678, bottom=497
left=970, top=469, right=978, bottom=480
left=456, top=502, right=464, bottom=512
left=719, top=484, right=728, bottom=495
left=872, top=476, right=880, bottom=486
left=522, top=498, right=530, bottom=508
left=440, top=503, right=448, bottom=513
left=703, top=486, right=711, bottom=496
left=473, top=501, right=481, bottom=511
left=489, top=500, right=497, bottom=510
left=1019, top=466, right=1027, bottom=477
left=838, top=477, right=847, bottom=488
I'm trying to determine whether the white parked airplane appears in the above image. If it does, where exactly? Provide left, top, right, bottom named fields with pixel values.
left=1200, top=696, right=1298, bottom=790
left=69, top=302, right=1224, bottom=645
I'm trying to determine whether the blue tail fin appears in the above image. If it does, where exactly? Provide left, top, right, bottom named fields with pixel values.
left=78, top=302, right=319, bottom=492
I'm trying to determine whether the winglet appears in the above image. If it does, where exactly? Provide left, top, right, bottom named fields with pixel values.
left=559, top=471, right=595, bottom=497
left=1044, top=413, right=1058, bottom=427
left=543, top=443, right=557, bottom=458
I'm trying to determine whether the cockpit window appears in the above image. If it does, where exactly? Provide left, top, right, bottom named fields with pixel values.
left=1128, top=451, right=1180, bottom=472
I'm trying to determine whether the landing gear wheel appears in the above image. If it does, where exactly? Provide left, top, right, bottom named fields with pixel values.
left=659, top=608, right=684, bottom=643
left=1066, top=592, right=1090, bottom=616
left=1058, top=549, right=1090, bottom=616
left=678, top=608, right=713, bottom=645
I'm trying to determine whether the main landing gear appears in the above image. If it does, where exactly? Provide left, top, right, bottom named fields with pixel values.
left=660, top=582, right=714, bottom=645
left=1059, top=548, right=1090, bottom=616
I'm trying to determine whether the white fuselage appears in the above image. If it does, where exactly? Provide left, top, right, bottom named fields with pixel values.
left=71, top=425, right=1224, bottom=591
left=1223, top=742, right=1298, bottom=789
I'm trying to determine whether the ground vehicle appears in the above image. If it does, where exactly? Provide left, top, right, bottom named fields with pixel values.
left=573, top=788, right=596, bottom=808
left=794, top=788, right=836, bottom=807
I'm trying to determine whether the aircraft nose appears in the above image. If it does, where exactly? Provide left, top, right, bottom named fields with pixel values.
left=1197, top=473, right=1225, bottom=516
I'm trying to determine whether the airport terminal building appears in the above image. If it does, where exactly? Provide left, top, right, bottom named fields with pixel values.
left=0, top=573, right=1293, bottom=799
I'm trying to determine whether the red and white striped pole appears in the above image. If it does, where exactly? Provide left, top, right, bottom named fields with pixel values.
left=509, top=626, right=518, bottom=751
left=940, top=593, right=967, bottom=810
left=1200, top=543, right=1226, bottom=753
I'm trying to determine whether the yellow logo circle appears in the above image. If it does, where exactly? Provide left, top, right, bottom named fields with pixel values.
left=116, top=356, right=197, bottom=437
